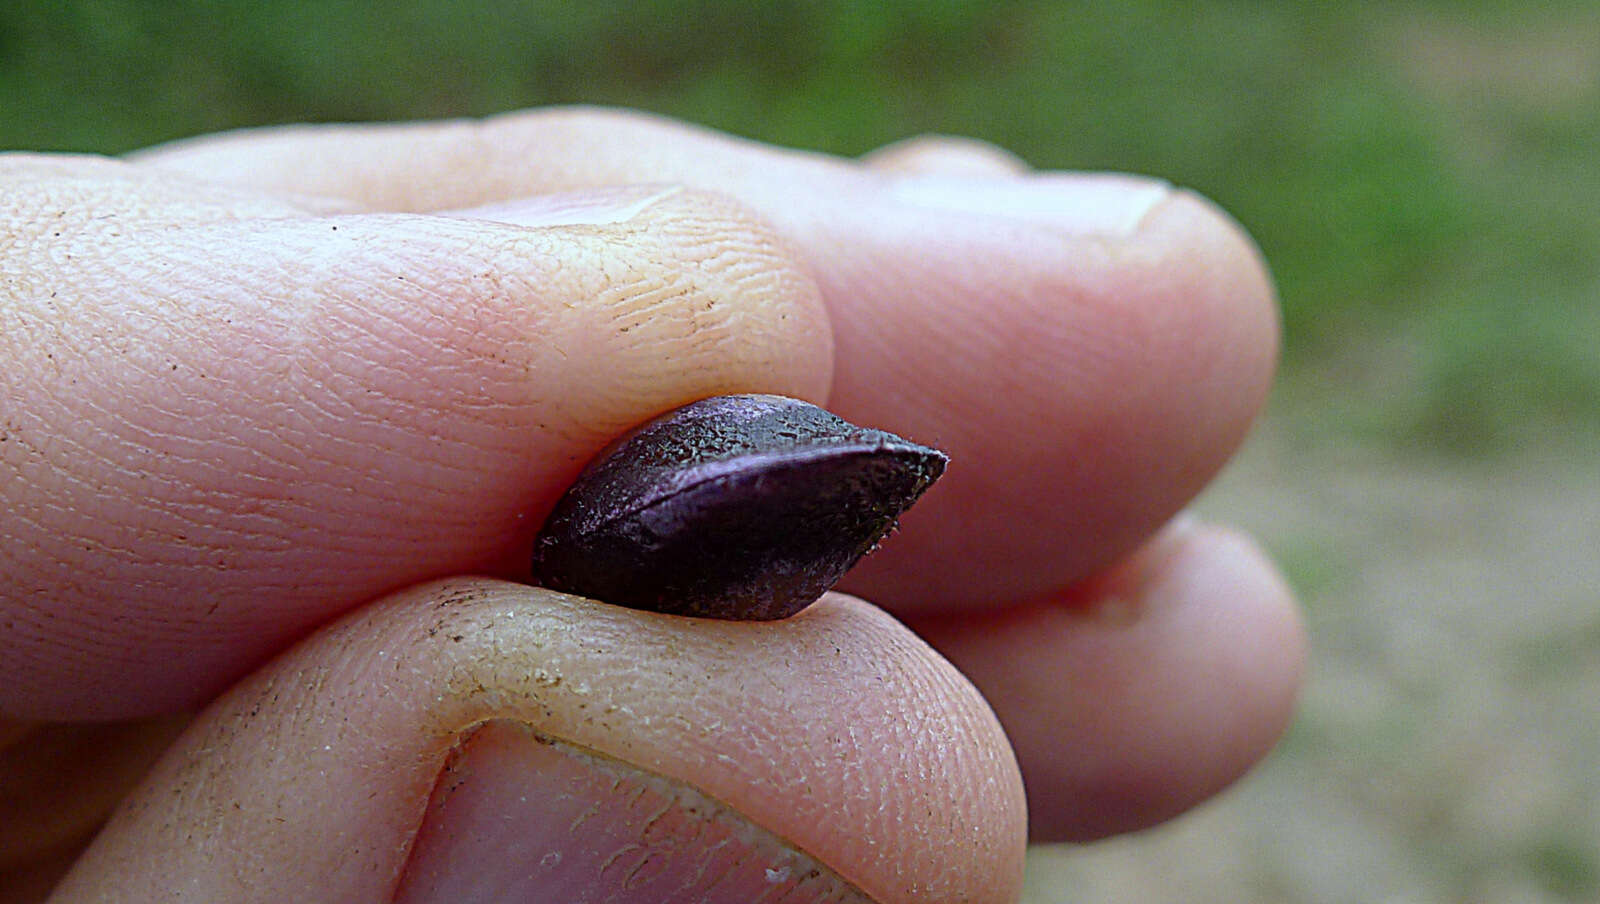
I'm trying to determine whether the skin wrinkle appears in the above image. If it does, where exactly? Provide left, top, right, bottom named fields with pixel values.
left=5, top=161, right=835, bottom=716
left=44, top=219, right=509, bottom=472
left=0, top=156, right=311, bottom=250
left=582, top=216, right=809, bottom=399
left=407, top=586, right=1014, bottom=903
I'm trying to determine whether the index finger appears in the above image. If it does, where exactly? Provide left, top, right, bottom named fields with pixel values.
left=138, top=108, right=1280, bottom=615
left=1, top=157, right=830, bottom=719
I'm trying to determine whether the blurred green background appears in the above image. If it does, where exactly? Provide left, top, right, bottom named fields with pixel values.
left=4, top=0, right=1597, bottom=452
left=6, top=2, right=1598, bottom=901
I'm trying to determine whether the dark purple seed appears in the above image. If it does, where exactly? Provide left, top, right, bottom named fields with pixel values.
left=532, top=394, right=947, bottom=620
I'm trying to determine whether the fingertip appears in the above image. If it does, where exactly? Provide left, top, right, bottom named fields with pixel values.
left=1136, top=186, right=1282, bottom=408
left=1, top=167, right=833, bottom=720
left=56, top=582, right=1025, bottom=904
left=832, top=178, right=1282, bottom=612
left=914, top=518, right=1305, bottom=842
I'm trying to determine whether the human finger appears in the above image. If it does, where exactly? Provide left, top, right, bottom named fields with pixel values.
left=50, top=579, right=1026, bottom=904
left=0, top=714, right=189, bottom=899
left=910, top=517, right=1305, bottom=842
left=136, top=109, right=1279, bottom=614
left=1, top=156, right=830, bottom=720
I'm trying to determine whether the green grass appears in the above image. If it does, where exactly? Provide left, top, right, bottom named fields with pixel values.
left=5, top=0, right=1596, bottom=454
left=1524, top=836, right=1600, bottom=900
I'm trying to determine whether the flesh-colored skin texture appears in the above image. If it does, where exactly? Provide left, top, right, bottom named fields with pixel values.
left=52, top=583, right=1027, bottom=904
left=2, top=108, right=1304, bottom=900
left=138, top=109, right=1281, bottom=615
left=125, top=111, right=1300, bottom=842
left=2, top=170, right=831, bottom=719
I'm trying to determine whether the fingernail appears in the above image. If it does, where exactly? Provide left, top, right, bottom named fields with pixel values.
left=445, top=184, right=683, bottom=228
left=887, top=173, right=1170, bottom=236
left=394, top=720, right=871, bottom=904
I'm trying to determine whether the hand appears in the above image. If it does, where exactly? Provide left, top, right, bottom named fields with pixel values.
left=1, top=108, right=1303, bottom=903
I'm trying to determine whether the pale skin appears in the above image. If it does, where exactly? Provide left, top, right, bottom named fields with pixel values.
left=0, top=108, right=1306, bottom=902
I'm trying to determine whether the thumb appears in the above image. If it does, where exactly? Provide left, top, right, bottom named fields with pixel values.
left=1, top=156, right=831, bottom=720
left=52, top=579, right=1026, bottom=904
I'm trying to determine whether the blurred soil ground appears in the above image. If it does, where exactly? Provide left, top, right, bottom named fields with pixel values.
left=1022, top=402, right=1600, bottom=903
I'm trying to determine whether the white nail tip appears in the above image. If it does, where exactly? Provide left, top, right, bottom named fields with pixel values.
left=888, top=173, right=1171, bottom=236
left=446, top=185, right=684, bottom=228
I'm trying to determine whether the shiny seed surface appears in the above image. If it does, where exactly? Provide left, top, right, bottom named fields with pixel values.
left=532, top=394, right=946, bottom=620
